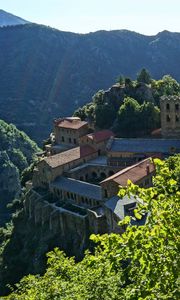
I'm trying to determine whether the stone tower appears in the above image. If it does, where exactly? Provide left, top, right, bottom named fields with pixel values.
left=160, top=95, right=180, bottom=138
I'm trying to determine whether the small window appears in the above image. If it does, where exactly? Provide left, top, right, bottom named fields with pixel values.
left=62, top=136, right=64, bottom=142
left=166, top=103, right=170, bottom=110
left=74, top=138, right=76, bottom=144
left=104, top=189, right=108, bottom=198
left=175, top=103, right=179, bottom=111
left=69, top=137, right=71, bottom=143
left=176, top=115, right=179, bottom=122
left=166, top=115, right=171, bottom=122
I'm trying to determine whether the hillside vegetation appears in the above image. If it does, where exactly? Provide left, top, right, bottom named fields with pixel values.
left=1, top=24, right=180, bottom=141
left=74, top=72, right=180, bottom=137
left=0, top=119, right=40, bottom=225
left=3, top=155, right=179, bottom=299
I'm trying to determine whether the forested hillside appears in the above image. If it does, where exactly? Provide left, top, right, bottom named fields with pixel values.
left=1, top=24, right=180, bottom=141
left=2, top=155, right=179, bottom=299
left=0, top=119, right=40, bottom=225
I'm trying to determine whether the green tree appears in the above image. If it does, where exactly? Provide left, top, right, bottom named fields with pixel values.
left=140, top=101, right=160, bottom=133
left=124, top=77, right=133, bottom=87
left=137, top=68, right=151, bottom=84
left=116, top=75, right=125, bottom=85
left=117, top=97, right=141, bottom=136
left=95, top=103, right=116, bottom=129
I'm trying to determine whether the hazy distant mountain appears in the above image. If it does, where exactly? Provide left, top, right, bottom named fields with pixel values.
left=0, top=22, right=180, bottom=142
left=0, top=9, right=29, bottom=27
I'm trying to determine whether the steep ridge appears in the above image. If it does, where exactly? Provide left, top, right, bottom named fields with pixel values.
left=0, top=10, right=29, bottom=27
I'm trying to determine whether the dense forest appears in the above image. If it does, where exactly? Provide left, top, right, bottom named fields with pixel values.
left=74, top=71, right=180, bottom=137
left=1, top=155, right=179, bottom=299
left=1, top=24, right=180, bottom=142
left=0, top=119, right=40, bottom=226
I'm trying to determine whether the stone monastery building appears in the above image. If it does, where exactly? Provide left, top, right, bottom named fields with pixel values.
left=26, top=97, right=180, bottom=256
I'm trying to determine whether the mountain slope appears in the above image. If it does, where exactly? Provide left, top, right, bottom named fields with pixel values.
left=0, top=119, right=40, bottom=225
left=0, top=24, right=180, bottom=142
left=0, top=10, right=29, bottom=27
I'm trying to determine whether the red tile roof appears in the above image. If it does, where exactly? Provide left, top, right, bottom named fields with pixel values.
left=44, top=145, right=97, bottom=168
left=86, top=130, right=114, bottom=143
left=101, top=158, right=155, bottom=186
left=54, top=117, right=88, bottom=129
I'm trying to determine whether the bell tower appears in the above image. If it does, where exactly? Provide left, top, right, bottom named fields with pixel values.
left=160, top=95, right=180, bottom=138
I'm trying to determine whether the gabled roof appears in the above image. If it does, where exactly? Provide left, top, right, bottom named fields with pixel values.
left=50, top=177, right=102, bottom=201
left=104, top=194, right=140, bottom=220
left=85, top=130, right=114, bottom=143
left=43, top=145, right=97, bottom=168
left=54, top=117, right=88, bottom=129
left=109, top=138, right=180, bottom=153
left=101, top=158, right=155, bottom=186
left=104, top=194, right=146, bottom=225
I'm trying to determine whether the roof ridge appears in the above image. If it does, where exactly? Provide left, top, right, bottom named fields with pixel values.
left=101, top=157, right=152, bottom=183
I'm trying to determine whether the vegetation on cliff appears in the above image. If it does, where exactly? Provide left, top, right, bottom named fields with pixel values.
left=0, top=119, right=40, bottom=225
left=2, top=155, right=179, bottom=299
left=74, top=73, right=180, bottom=137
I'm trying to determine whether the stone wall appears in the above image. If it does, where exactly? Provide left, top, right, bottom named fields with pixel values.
left=24, top=189, right=102, bottom=258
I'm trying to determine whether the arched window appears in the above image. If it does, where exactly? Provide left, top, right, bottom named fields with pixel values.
left=92, top=171, right=97, bottom=179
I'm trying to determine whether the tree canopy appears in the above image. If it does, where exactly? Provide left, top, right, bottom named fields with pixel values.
left=116, top=97, right=160, bottom=137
